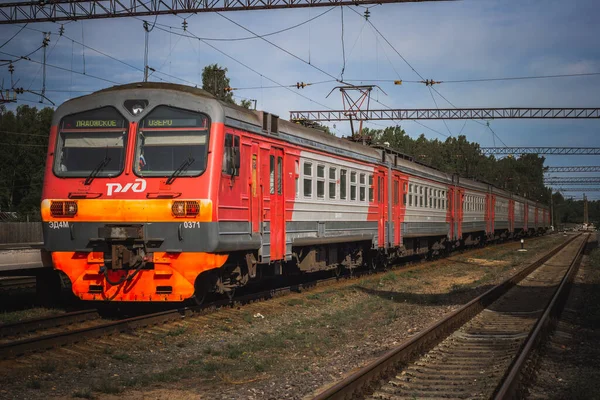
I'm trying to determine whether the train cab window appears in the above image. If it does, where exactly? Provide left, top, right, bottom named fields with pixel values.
left=317, top=164, right=325, bottom=199
left=329, top=167, right=337, bottom=199
left=393, top=181, right=399, bottom=205
left=222, top=133, right=240, bottom=176
left=54, top=107, right=127, bottom=177
left=350, top=171, right=357, bottom=201
left=303, top=162, right=313, bottom=198
left=340, top=169, right=347, bottom=200
left=368, top=175, right=374, bottom=202
left=403, top=183, right=407, bottom=206
left=135, top=106, right=209, bottom=178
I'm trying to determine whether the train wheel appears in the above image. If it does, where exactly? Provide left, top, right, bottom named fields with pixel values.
left=225, top=288, right=236, bottom=302
left=192, top=274, right=211, bottom=306
left=333, top=264, right=343, bottom=278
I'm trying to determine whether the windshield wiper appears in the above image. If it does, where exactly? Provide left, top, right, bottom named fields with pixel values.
left=166, top=156, right=195, bottom=185
left=84, top=156, right=111, bottom=185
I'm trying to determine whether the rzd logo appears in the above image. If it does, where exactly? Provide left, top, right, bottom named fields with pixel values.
left=106, top=178, right=147, bottom=196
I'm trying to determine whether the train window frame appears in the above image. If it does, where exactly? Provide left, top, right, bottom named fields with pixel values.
left=222, top=133, right=240, bottom=177
left=329, top=167, right=337, bottom=200
left=359, top=173, right=366, bottom=202
left=53, top=106, right=129, bottom=178
left=316, top=164, right=325, bottom=200
left=340, top=169, right=348, bottom=200
left=368, top=174, right=374, bottom=202
left=303, top=161, right=313, bottom=198
left=133, top=105, right=211, bottom=179
left=350, top=171, right=357, bottom=201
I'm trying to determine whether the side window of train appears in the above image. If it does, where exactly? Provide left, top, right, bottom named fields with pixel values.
left=403, top=183, right=407, bottom=206
left=368, top=175, right=374, bottom=202
left=295, top=160, right=299, bottom=198
left=359, top=173, right=366, bottom=202
left=350, top=171, right=357, bottom=201
left=408, top=184, right=413, bottom=207
left=329, top=167, right=337, bottom=200
left=340, top=169, right=347, bottom=200
left=304, top=162, right=313, bottom=198
left=317, top=164, right=325, bottom=199
left=223, top=133, right=240, bottom=176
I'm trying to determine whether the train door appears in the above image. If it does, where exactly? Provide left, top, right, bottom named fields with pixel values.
left=376, top=170, right=386, bottom=248
left=524, top=203, right=529, bottom=231
left=250, top=142, right=261, bottom=233
left=457, top=188, right=465, bottom=239
left=269, top=148, right=285, bottom=261
left=392, top=174, right=401, bottom=247
left=447, top=187, right=455, bottom=241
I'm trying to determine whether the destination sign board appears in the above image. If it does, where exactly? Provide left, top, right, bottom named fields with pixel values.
left=74, top=119, right=118, bottom=128
left=146, top=118, right=198, bottom=127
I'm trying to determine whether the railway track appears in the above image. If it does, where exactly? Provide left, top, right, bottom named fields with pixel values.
left=0, top=234, right=558, bottom=360
left=313, top=233, right=587, bottom=400
left=0, top=276, right=36, bottom=291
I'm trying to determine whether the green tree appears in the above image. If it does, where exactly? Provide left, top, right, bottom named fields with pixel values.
left=202, top=64, right=235, bottom=104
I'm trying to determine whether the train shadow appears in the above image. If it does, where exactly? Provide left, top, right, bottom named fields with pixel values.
left=355, top=284, right=497, bottom=307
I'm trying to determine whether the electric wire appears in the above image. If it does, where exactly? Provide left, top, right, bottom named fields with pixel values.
left=0, top=24, right=28, bottom=49
left=134, top=7, right=335, bottom=42
left=340, top=6, right=346, bottom=80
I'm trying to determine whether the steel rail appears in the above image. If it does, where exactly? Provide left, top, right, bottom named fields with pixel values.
left=494, top=234, right=588, bottom=399
left=0, top=309, right=99, bottom=338
left=0, top=276, right=36, bottom=291
left=311, top=233, right=580, bottom=400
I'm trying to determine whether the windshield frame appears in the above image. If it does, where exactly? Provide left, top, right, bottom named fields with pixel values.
left=53, top=106, right=128, bottom=179
left=133, top=105, right=211, bottom=180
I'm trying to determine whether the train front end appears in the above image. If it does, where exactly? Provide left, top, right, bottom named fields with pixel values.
left=41, top=83, right=226, bottom=302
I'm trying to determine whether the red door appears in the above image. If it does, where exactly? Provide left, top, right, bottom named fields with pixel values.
left=250, top=142, right=261, bottom=233
left=269, top=148, right=285, bottom=260
left=376, top=170, right=387, bottom=248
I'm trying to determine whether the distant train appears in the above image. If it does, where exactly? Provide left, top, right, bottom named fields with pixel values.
left=41, top=82, right=550, bottom=303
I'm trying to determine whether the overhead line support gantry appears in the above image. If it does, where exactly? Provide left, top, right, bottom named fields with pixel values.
left=0, top=0, right=452, bottom=24
left=289, top=107, right=600, bottom=122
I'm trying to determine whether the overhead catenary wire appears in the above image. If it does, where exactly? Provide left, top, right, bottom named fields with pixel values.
left=134, top=7, right=335, bottom=42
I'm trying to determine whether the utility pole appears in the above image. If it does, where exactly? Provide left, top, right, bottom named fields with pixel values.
left=41, top=32, right=50, bottom=103
left=550, top=193, right=554, bottom=230
left=583, top=193, right=589, bottom=226
left=143, top=21, right=150, bottom=82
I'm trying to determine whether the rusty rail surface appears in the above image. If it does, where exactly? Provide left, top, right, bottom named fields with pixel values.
left=494, top=234, right=588, bottom=399
left=312, top=233, right=581, bottom=400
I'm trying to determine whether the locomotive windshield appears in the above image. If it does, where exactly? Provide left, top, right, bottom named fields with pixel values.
left=135, top=106, right=209, bottom=178
left=54, top=107, right=127, bottom=177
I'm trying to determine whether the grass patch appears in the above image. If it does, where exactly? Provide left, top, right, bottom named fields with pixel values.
left=92, top=381, right=123, bottom=395
left=25, top=380, right=41, bottom=389
left=242, top=312, right=253, bottom=324
left=0, top=308, right=62, bottom=325
left=306, top=293, right=321, bottom=300
left=381, top=272, right=398, bottom=283
left=166, top=326, right=186, bottom=337
left=72, top=388, right=93, bottom=399
left=111, top=353, right=133, bottom=362
left=39, top=361, right=57, bottom=373
left=284, top=298, right=305, bottom=307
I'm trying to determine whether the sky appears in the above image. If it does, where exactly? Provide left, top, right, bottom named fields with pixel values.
left=1, top=0, right=599, bottom=199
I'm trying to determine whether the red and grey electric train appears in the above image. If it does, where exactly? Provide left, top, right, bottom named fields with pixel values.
left=41, top=82, right=550, bottom=303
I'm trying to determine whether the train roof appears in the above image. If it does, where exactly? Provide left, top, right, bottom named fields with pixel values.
left=59, top=82, right=548, bottom=207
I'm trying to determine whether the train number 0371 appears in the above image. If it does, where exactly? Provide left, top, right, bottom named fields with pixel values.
left=183, top=221, right=201, bottom=229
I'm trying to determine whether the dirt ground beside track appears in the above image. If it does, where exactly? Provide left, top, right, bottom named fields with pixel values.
left=0, top=234, right=576, bottom=400
left=525, top=234, right=600, bottom=400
